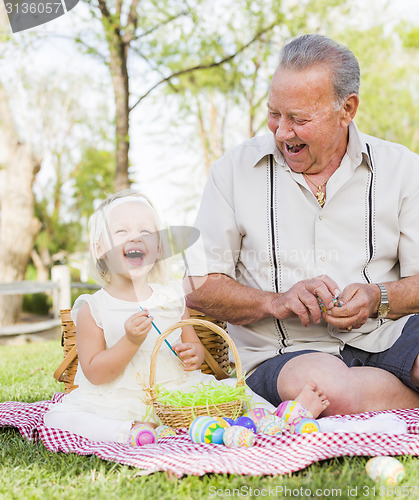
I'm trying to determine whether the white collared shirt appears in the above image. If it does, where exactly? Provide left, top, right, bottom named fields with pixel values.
left=186, top=122, right=419, bottom=373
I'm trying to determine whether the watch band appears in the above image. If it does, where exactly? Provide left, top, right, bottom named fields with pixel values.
left=376, top=283, right=389, bottom=318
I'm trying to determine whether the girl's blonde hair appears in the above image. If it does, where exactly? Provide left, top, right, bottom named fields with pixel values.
left=88, top=189, right=167, bottom=286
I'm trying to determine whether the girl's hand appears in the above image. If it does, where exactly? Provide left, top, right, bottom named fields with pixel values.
left=124, top=310, right=153, bottom=346
left=173, top=342, right=203, bottom=371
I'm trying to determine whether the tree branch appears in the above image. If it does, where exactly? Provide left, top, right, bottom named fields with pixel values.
left=122, top=0, right=140, bottom=44
left=133, top=10, right=189, bottom=41
left=129, top=20, right=277, bottom=112
left=116, top=0, right=123, bottom=19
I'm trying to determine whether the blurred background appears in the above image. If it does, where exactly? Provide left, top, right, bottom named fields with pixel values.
left=0, top=0, right=418, bottom=330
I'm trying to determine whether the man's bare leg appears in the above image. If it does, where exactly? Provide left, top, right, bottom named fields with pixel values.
left=277, top=353, right=419, bottom=417
left=410, top=354, right=419, bottom=387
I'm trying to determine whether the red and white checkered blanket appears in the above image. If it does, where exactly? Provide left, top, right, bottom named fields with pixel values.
left=1, top=393, right=418, bottom=477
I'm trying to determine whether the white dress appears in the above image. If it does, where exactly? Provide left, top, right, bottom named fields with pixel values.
left=44, top=282, right=274, bottom=442
left=44, top=283, right=215, bottom=440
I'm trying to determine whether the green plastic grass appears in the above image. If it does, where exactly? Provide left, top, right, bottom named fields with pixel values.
left=155, top=379, right=251, bottom=420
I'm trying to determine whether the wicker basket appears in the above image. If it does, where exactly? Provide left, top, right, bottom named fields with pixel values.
left=147, top=318, right=244, bottom=428
left=53, top=309, right=79, bottom=393
left=54, top=309, right=231, bottom=393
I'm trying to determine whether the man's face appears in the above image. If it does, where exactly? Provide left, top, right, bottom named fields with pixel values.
left=267, top=64, right=350, bottom=174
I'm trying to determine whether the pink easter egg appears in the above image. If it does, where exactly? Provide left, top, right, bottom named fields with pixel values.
left=275, top=400, right=313, bottom=424
left=130, top=424, right=157, bottom=447
left=243, top=407, right=271, bottom=423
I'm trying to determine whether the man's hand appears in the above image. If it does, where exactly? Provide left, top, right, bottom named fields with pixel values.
left=270, top=275, right=341, bottom=327
left=124, top=310, right=153, bottom=346
left=324, top=283, right=380, bottom=331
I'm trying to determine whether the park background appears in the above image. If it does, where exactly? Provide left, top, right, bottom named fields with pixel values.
left=0, top=0, right=418, bottom=329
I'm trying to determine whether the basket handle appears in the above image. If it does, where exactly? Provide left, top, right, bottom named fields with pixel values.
left=53, top=344, right=77, bottom=382
left=148, top=318, right=243, bottom=401
left=201, top=345, right=230, bottom=380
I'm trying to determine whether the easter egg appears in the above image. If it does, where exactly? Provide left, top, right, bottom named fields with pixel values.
left=275, top=400, right=313, bottom=424
left=256, top=415, right=287, bottom=436
left=130, top=424, right=157, bottom=447
left=189, top=416, right=225, bottom=444
left=222, top=417, right=235, bottom=426
left=223, top=425, right=256, bottom=448
left=366, top=457, right=405, bottom=485
left=290, top=417, right=320, bottom=434
left=155, top=425, right=176, bottom=440
left=243, top=407, right=271, bottom=423
left=215, top=417, right=231, bottom=429
left=234, top=416, right=257, bottom=433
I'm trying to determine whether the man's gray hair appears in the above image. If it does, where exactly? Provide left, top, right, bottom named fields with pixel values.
left=278, top=34, right=360, bottom=104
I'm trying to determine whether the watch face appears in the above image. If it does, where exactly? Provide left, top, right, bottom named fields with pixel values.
left=378, top=303, right=389, bottom=318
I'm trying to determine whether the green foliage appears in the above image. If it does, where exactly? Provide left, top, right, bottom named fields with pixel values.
left=401, top=26, right=419, bottom=49
left=341, top=26, right=419, bottom=153
left=22, top=293, right=51, bottom=316
left=34, top=199, right=83, bottom=259
left=71, top=147, right=115, bottom=220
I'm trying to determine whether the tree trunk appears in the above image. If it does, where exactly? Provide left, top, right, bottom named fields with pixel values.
left=98, top=0, right=131, bottom=191
left=110, top=40, right=130, bottom=192
left=0, top=86, right=41, bottom=326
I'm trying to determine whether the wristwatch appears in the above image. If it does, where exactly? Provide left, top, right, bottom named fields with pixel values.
left=376, top=283, right=389, bottom=319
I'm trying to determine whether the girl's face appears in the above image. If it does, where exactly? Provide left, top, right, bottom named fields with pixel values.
left=100, top=200, right=160, bottom=281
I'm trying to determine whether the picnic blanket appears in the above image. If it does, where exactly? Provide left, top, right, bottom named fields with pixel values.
left=1, top=393, right=418, bottom=477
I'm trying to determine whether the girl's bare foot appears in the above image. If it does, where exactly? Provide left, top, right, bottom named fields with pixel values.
left=295, top=382, right=330, bottom=418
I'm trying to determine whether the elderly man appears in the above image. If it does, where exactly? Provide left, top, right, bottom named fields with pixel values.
left=185, top=34, right=419, bottom=416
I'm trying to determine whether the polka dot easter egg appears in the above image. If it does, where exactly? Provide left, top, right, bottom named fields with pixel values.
left=155, top=425, right=176, bottom=440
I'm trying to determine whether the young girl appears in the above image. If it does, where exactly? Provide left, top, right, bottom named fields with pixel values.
left=44, top=190, right=328, bottom=444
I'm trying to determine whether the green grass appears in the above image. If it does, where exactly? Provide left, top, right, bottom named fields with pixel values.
left=0, top=341, right=418, bottom=500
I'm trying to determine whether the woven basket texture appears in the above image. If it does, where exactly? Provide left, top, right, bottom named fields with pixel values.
left=147, top=318, right=244, bottom=428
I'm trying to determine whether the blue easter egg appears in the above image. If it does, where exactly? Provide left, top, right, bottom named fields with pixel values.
left=211, top=427, right=225, bottom=444
left=189, top=416, right=214, bottom=443
left=189, top=416, right=225, bottom=444
left=291, top=417, right=320, bottom=434
left=234, top=416, right=257, bottom=433
left=223, top=417, right=235, bottom=426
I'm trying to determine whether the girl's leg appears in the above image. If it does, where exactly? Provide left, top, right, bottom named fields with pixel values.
left=44, top=408, right=133, bottom=443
